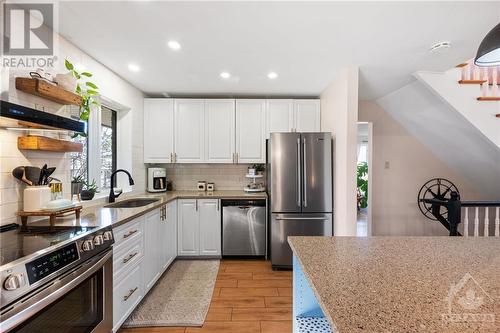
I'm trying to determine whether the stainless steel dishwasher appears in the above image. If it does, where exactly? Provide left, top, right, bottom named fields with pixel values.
left=222, top=199, right=266, bottom=256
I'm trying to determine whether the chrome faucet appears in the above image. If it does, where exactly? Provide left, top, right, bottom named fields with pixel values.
left=109, top=169, right=135, bottom=203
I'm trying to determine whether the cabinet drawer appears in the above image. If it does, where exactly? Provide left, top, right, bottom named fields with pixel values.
left=113, top=217, right=144, bottom=251
left=113, top=237, right=144, bottom=278
left=113, top=261, right=144, bottom=331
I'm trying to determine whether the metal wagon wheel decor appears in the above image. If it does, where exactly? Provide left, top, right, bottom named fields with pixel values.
left=417, top=178, right=460, bottom=221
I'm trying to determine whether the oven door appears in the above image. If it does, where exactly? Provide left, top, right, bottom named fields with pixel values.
left=1, top=249, right=112, bottom=333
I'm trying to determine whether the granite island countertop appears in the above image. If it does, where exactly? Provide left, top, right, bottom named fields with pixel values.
left=288, top=236, right=500, bottom=333
left=30, top=190, right=266, bottom=229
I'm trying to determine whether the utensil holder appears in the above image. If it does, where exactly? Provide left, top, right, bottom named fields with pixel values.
left=23, top=186, right=51, bottom=211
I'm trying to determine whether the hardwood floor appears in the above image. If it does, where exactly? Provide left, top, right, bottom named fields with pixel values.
left=119, top=260, right=292, bottom=333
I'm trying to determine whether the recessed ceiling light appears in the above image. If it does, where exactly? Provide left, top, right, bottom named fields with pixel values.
left=128, top=63, right=140, bottom=72
left=167, top=40, right=181, bottom=51
left=220, top=72, right=231, bottom=79
left=267, top=72, right=278, bottom=79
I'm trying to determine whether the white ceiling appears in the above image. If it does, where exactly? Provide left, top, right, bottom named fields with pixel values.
left=57, top=1, right=500, bottom=100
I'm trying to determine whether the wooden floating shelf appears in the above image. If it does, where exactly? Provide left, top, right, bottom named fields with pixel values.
left=476, top=97, right=500, bottom=101
left=458, top=80, right=487, bottom=84
left=18, top=135, right=83, bottom=152
left=455, top=63, right=468, bottom=68
left=15, top=77, right=82, bottom=106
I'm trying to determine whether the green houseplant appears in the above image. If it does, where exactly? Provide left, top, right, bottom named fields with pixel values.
left=71, top=175, right=84, bottom=198
left=357, top=162, right=368, bottom=209
left=81, top=179, right=98, bottom=201
left=64, top=59, right=100, bottom=137
left=253, top=164, right=265, bottom=175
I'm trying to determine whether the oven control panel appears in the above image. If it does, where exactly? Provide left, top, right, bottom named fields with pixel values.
left=25, top=243, right=79, bottom=285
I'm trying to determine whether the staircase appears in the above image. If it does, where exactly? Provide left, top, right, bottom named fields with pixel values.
left=376, top=60, right=500, bottom=200
left=457, top=60, right=500, bottom=104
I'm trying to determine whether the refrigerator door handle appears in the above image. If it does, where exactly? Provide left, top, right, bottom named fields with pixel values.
left=302, top=138, right=308, bottom=207
left=275, top=217, right=328, bottom=221
left=296, top=138, right=302, bottom=207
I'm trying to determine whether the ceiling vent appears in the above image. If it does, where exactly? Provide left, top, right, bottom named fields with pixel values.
left=429, top=41, right=452, bottom=53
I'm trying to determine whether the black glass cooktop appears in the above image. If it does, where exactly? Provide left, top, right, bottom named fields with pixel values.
left=0, top=224, right=96, bottom=266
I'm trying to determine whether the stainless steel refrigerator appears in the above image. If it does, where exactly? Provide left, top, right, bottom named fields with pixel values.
left=268, top=132, right=333, bottom=269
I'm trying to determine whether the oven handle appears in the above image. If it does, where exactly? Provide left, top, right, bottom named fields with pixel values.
left=0, top=249, right=112, bottom=333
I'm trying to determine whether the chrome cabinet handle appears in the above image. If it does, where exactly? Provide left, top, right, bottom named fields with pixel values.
left=217, top=200, right=220, bottom=211
left=123, top=229, right=138, bottom=239
left=303, top=138, right=307, bottom=208
left=123, top=252, right=138, bottom=264
left=123, top=287, right=138, bottom=301
left=195, top=200, right=198, bottom=211
left=296, top=138, right=301, bottom=207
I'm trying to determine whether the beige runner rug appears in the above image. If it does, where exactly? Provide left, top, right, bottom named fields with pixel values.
left=123, top=259, right=220, bottom=327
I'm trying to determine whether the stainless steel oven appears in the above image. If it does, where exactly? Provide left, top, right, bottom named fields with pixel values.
left=0, top=225, right=114, bottom=333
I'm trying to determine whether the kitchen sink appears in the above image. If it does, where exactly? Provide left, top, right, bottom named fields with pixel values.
left=104, top=198, right=160, bottom=208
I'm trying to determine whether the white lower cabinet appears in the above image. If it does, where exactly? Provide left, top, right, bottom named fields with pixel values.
left=143, top=209, right=161, bottom=292
left=113, top=262, right=144, bottom=332
left=112, top=203, right=178, bottom=332
left=178, top=199, right=221, bottom=257
left=161, top=201, right=177, bottom=270
left=177, top=199, right=199, bottom=256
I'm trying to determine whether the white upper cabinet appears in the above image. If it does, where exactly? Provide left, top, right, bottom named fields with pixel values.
left=235, top=100, right=266, bottom=163
left=294, top=99, right=321, bottom=132
left=266, top=99, right=294, bottom=138
left=174, top=99, right=205, bottom=163
left=144, top=98, right=319, bottom=165
left=144, top=99, right=174, bottom=163
left=205, top=99, right=235, bottom=163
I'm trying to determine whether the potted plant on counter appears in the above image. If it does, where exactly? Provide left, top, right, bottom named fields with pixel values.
left=81, top=179, right=98, bottom=201
left=254, top=164, right=265, bottom=175
left=71, top=175, right=84, bottom=200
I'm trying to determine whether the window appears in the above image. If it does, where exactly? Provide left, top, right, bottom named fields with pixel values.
left=100, top=106, right=117, bottom=190
left=70, top=105, right=117, bottom=192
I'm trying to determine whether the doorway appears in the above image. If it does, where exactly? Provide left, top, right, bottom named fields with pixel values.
left=357, top=122, right=372, bottom=236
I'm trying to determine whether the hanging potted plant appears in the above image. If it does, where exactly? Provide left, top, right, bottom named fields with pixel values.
left=63, top=59, right=100, bottom=137
left=81, top=179, right=98, bottom=201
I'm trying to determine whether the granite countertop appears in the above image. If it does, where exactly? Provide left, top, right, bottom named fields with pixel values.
left=288, top=236, right=500, bottom=333
left=31, top=190, right=267, bottom=229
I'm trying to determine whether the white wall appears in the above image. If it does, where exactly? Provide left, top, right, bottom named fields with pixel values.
left=0, top=34, right=144, bottom=225
left=320, top=67, right=359, bottom=236
left=359, top=101, right=483, bottom=236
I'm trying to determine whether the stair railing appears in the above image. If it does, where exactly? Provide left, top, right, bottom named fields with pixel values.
left=420, top=194, right=500, bottom=237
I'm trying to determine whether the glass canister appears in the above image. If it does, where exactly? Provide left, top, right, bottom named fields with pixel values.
left=50, top=182, right=63, bottom=200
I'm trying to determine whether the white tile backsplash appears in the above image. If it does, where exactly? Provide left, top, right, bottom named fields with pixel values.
left=154, top=164, right=265, bottom=191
